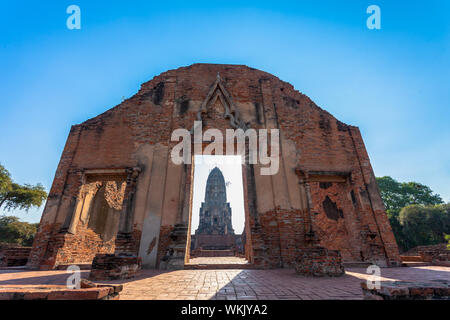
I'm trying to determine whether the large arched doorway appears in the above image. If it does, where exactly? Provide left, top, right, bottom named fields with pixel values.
left=185, top=155, right=250, bottom=267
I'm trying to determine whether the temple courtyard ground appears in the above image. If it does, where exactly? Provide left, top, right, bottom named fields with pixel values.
left=0, top=264, right=448, bottom=300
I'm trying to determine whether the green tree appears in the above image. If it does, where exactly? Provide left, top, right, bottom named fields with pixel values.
left=376, top=176, right=444, bottom=252
left=0, top=164, right=12, bottom=196
left=376, top=176, right=443, bottom=215
left=445, top=234, right=450, bottom=250
left=399, top=204, right=450, bottom=250
left=0, top=216, right=38, bottom=246
left=0, top=163, right=47, bottom=212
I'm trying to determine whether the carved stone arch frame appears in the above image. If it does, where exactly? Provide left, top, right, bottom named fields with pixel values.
left=183, top=131, right=257, bottom=265
left=196, top=73, right=248, bottom=130
left=66, top=167, right=140, bottom=237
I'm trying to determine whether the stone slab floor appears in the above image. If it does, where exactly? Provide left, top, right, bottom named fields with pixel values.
left=0, top=266, right=448, bottom=300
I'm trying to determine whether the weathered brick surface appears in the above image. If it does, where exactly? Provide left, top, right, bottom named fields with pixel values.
left=0, top=246, right=31, bottom=267
left=156, top=225, right=175, bottom=268
left=401, top=244, right=449, bottom=266
left=29, top=64, right=401, bottom=270
left=191, top=249, right=236, bottom=257
left=191, top=234, right=239, bottom=251
left=309, top=181, right=388, bottom=264
left=400, top=255, right=423, bottom=262
left=295, top=247, right=345, bottom=277
left=0, top=284, right=122, bottom=300
left=89, top=254, right=141, bottom=280
left=361, top=280, right=450, bottom=300
left=114, top=229, right=141, bottom=255
left=403, top=243, right=448, bottom=256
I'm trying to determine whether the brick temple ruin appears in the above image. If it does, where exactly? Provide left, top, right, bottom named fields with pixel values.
left=27, top=63, right=401, bottom=271
left=190, top=167, right=243, bottom=257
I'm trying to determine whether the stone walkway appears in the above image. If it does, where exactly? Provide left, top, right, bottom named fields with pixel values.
left=0, top=266, right=448, bottom=300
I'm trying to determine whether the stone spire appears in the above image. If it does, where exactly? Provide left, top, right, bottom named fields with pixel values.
left=195, top=167, right=234, bottom=235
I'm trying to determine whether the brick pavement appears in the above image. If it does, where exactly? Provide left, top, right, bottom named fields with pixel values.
left=0, top=266, right=448, bottom=300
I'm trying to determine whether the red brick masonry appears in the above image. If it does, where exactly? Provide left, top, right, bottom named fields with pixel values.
left=89, top=254, right=141, bottom=280
left=27, top=63, right=401, bottom=270
left=0, top=246, right=31, bottom=267
left=0, top=283, right=122, bottom=300
left=361, top=280, right=450, bottom=300
left=295, top=247, right=345, bottom=277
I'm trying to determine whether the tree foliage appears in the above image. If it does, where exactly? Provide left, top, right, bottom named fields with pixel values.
left=0, top=163, right=47, bottom=212
left=376, top=176, right=443, bottom=215
left=399, top=204, right=450, bottom=250
left=376, top=176, right=448, bottom=252
left=445, top=234, right=450, bottom=250
left=0, top=216, right=38, bottom=246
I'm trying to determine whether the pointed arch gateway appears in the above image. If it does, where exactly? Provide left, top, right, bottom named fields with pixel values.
left=196, top=73, right=248, bottom=130
left=182, top=74, right=255, bottom=268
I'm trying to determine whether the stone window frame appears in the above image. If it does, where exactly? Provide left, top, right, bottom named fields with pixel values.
left=66, top=167, right=140, bottom=236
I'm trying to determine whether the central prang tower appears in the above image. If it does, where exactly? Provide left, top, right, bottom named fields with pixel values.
left=195, top=167, right=234, bottom=235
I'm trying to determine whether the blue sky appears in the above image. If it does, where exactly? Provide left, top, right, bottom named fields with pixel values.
left=1, top=1, right=449, bottom=223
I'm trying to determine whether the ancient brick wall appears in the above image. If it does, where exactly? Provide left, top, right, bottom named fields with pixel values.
left=0, top=246, right=32, bottom=267
left=29, top=63, right=401, bottom=269
left=192, top=234, right=238, bottom=250
left=309, top=181, right=387, bottom=264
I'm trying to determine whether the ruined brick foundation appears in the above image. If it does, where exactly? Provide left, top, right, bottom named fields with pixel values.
left=295, top=247, right=345, bottom=277
left=0, top=283, right=122, bottom=300
left=89, top=254, right=141, bottom=280
left=361, top=280, right=450, bottom=300
left=0, top=246, right=31, bottom=268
